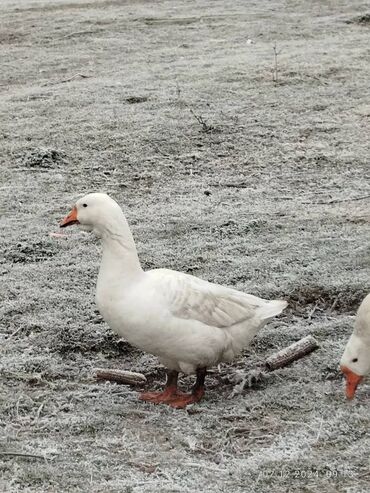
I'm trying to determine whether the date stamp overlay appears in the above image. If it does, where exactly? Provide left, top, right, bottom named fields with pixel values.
left=256, top=466, right=355, bottom=480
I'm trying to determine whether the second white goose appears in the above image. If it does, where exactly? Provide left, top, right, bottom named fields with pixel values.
left=340, top=293, right=370, bottom=399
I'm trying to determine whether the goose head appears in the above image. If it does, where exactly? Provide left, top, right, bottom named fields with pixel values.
left=60, top=193, right=124, bottom=235
left=340, top=333, right=369, bottom=399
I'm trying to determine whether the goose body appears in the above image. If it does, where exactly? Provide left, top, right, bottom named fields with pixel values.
left=340, top=293, right=370, bottom=399
left=96, top=267, right=286, bottom=375
left=61, top=193, right=287, bottom=407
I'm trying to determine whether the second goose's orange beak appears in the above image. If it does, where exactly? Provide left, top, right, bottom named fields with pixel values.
left=340, top=365, right=363, bottom=400
left=60, top=206, right=79, bottom=228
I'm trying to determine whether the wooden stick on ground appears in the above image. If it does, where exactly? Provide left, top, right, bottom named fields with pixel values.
left=96, top=369, right=147, bottom=386
left=265, top=335, right=319, bottom=371
left=96, top=337, right=319, bottom=387
left=0, top=452, right=45, bottom=460
left=43, top=73, right=92, bottom=86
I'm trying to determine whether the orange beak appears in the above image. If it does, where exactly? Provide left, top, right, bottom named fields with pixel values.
left=60, top=206, right=79, bottom=228
left=340, top=365, right=363, bottom=400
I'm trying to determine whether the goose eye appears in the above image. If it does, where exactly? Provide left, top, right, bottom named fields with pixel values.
left=82, top=203, right=88, bottom=208
left=352, top=358, right=358, bottom=363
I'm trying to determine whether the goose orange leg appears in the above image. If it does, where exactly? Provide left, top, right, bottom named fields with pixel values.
left=139, top=370, right=180, bottom=404
left=168, top=368, right=206, bottom=409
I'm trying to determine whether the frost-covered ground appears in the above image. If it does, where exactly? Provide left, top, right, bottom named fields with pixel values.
left=1, top=0, right=370, bottom=491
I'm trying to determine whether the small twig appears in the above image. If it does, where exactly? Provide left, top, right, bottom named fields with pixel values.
left=329, top=296, right=339, bottom=313
left=151, top=142, right=171, bottom=157
left=95, top=369, right=147, bottom=386
left=43, top=73, right=92, bottom=86
left=6, top=326, right=24, bottom=340
left=323, top=194, right=370, bottom=205
left=210, top=182, right=249, bottom=189
left=0, top=452, right=45, bottom=460
left=265, top=335, right=320, bottom=371
left=34, top=402, right=45, bottom=423
left=315, top=417, right=324, bottom=443
left=272, top=42, right=282, bottom=83
left=15, top=396, right=21, bottom=420
left=57, top=30, right=101, bottom=40
left=189, top=108, right=213, bottom=133
left=57, top=73, right=91, bottom=83
left=303, top=194, right=370, bottom=205
left=307, top=300, right=320, bottom=320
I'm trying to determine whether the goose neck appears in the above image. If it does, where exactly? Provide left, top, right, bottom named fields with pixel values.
left=99, top=218, right=143, bottom=279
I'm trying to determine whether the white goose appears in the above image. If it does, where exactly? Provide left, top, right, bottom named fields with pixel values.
left=340, top=293, right=370, bottom=399
left=60, top=193, right=287, bottom=408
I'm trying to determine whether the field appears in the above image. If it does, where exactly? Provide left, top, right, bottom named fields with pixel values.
left=1, top=0, right=370, bottom=491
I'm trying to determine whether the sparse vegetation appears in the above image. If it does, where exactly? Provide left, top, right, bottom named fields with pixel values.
left=189, top=107, right=216, bottom=133
left=1, top=0, right=370, bottom=492
left=272, top=42, right=282, bottom=84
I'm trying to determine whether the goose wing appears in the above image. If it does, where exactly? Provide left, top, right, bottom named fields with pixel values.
left=149, top=269, right=285, bottom=329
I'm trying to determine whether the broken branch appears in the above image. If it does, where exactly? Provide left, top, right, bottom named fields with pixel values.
left=57, top=30, right=102, bottom=40
left=265, top=335, right=319, bottom=371
left=272, top=42, right=282, bottom=83
left=95, top=369, right=147, bottom=386
left=43, top=73, right=92, bottom=87
left=0, top=452, right=45, bottom=460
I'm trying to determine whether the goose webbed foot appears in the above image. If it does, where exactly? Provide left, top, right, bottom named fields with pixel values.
left=140, top=368, right=207, bottom=409
left=168, top=368, right=206, bottom=408
left=139, top=386, right=179, bottom=404
left=168, top=386, right=205, bottom=409
left=139, top=370, right=180, bottom=404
